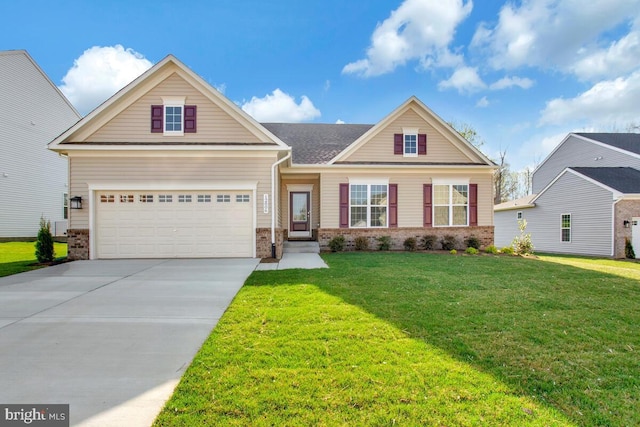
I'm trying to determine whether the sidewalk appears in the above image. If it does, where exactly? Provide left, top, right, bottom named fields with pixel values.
left=255, top=253, right=328, bottom=271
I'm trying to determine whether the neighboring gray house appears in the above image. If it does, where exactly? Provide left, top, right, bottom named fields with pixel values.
left=495, top=133, right=640, bottom=258
left=0, top=50, right=81, bottom=238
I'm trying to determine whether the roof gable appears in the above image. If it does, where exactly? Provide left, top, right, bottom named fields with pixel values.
left=330, top=97, right=494, bottom=166
left=49, top=55, right=288, bottom=151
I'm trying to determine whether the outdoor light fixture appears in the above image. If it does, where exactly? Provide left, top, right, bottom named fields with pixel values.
left=70, top=196, right=83, bottom=210
left=624, top=220, right=630, bottom=228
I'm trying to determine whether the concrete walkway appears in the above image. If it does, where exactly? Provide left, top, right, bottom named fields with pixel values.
left=254, top=252, right=328, bottom=271
left=0, top=258, right=258, bottom=426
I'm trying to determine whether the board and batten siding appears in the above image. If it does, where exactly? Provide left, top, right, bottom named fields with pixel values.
left=523, top=172, right=614, bottom=256
left=343, top=109, right=472, bottom=164
left=85, top=73, right=263, bottom=144
left=0, top=51, right=81, bottom=237
left=533, top=135, right=640, bottom=193
left=320, top=171, right=493, bottom=228
left=69, top=155, right=276, bottom=230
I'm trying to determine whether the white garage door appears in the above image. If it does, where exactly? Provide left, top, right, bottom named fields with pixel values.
left=96, top=191, right=253, bottom=258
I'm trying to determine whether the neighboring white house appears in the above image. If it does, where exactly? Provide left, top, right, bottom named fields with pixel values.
left=0, top=50, right=81, bottom=238
left=495, top=133, right=640, bottom=258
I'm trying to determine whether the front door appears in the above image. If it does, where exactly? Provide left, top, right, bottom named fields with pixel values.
left=290, top=192, right=310, bottom=237
left=633, top=217, right=640, bottom=259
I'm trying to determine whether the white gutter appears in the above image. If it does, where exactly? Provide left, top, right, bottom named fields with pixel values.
left=271, top=151, right=292, bottom=258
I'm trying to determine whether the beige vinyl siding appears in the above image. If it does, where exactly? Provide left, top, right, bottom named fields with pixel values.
left=280, top=177, right=321, bottom=230
left=69, top=154, right=275, bottom=230
left=320, top=170, right=493, bottom=228
left=343, top=109, right=472, bottom=164
left=85, top=73, right=263, bottom=144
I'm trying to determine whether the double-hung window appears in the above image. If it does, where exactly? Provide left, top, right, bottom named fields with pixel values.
left=561, top=214, right=571, bottom=242
left=433, top=184, right=468, bottom=226
left=404, top=134, right=417, bottom=156
left=165, top=106, right=183, bottom=133
left=350, top=183, right=388, bottom=228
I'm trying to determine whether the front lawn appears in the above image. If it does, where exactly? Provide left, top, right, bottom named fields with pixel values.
left=0, top=241, right=68, bottom=277
left=154, top=253, right=639, bottom=426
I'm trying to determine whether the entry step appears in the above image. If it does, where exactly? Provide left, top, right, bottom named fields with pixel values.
left=283, top=241, right=320, bottom=254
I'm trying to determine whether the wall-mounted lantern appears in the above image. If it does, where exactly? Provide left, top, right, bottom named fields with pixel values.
left=623, top=220, right=630, bottom=228
left=70, top=196, right=83, bottom=210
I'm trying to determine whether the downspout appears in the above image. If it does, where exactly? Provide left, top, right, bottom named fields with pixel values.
left=271, top=151, right=292, bottom=258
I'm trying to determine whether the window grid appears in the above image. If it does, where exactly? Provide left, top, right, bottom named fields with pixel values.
left=433, top=184, right=468, bottom=226
left=100, top=195, right=115, bottom=203
left=197, top=195, right=212, bottom=203
left=236, top=194, right=250, bottom=203
left=178, top=195, right=192, bottom=203
left=139, top=194, right=153, bottom=203
left=350, top=184, right=388, bottom=228
left=217, top=195, right=231, bottom=203
left=165, top=106, right=182, bottom=132
left=561, top=214, right=571, bottom=242
left=159, top=195, right=173, bottom=203
left=404, top=134, right=417, bottom=155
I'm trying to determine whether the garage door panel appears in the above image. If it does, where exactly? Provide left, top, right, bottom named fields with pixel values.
left=96, top=191, right=253, bottom=259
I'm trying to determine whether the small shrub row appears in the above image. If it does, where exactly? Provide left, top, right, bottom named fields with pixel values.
left=328, top=234, right=493, bottom=253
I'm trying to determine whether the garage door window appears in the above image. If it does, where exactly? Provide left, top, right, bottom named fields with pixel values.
left=198, top=195, right=212, bottom=203
left=101, top=195, right=115, bottom=203
left=120, top=194, right=134, bottom=203
left=159, top=195, right=173, bottom=203
left=236, top=194, right=250, bottom=203
left=217, top=195, right=231, bottom=203
left=178, top=195, right=192, bottom=203
left=140, top=195, right=154, bottom=203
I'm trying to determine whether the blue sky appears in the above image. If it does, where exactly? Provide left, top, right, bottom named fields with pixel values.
left=2, top=0, right=639, bottom=170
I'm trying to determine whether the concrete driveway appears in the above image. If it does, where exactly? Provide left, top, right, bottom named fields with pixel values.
left=0, top=258, right=258, bottom=426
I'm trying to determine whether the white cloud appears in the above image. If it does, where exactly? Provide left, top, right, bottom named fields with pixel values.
left=476, top=96, right=489, bottom=108
left=571, top=29, right=640, bottom=80
left=438, top=66, right=486, bottom=93
left=490, top=76, right=534, bottom=90
left=335, top=119, right=346, bottom=124
left=539, top=70, right=640, bottom=125
left=342, top=0, right=473, bottom=77
left=241, top=89, right=321, bottom=122
left=471, top=0, right=640, bottom=77
left=59, top=45, right=152, bottom=115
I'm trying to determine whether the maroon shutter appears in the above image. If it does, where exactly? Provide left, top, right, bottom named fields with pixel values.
left=339, top=183, right=349, bottom=228
left=389, top=184, right=398, bottom=228
left=184, top=105, right=197, bottom=133
left=469, top=183, right=478, bottom=226
left=418, top=134, right=427, bottom=155
left=423, top=184, right=433, bottom=227
left=394, top=133, right=403, bottom=155
left=151, top=105, right=163, bottom=133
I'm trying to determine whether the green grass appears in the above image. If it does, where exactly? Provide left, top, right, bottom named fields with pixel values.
left=0, top=241, right=68, bottom=277
left=154, top=253, right=640, bottom=426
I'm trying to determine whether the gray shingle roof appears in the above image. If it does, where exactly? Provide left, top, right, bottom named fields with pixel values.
left=571, top=167, right=640, bottom=194
left=575, top=133, right=640, bottom=155
left=262, top=123, right=373, bottom=164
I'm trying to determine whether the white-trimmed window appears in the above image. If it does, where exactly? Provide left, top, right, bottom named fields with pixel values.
left=162, top=96, right=185, bottom=136
left=433, top=184, right=468, bottom=226
left=63, top=193, right=68, bottom=219
left=159, top=195, right=173, bottom=203
left=197, top=195, right=212, bottom=203
left=350, top=183, right=388, bottom=228
left=561, top=214, right=571, bottom=242
left=404, top=134, right=417, bottom=156
left=236, top=194, right=250, bottom=203
left=517, top=211, right=523, bottom=220
left=217, top=195, right=231, bottom=203
left=178, top=194, right=192, bottom=203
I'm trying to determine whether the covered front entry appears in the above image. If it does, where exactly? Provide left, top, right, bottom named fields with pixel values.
left=95, top=190, right=254, bottom=258
left=287, top=184, right=314, bottom=239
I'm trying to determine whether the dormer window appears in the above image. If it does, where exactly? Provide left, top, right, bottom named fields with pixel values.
left=151, top=97, right=197, bottom=135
